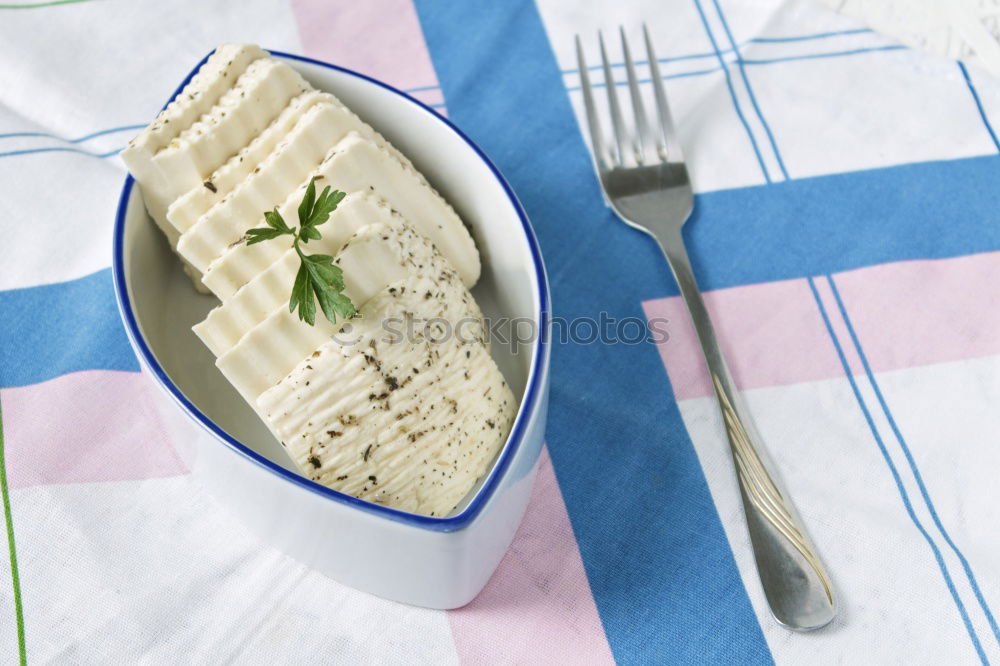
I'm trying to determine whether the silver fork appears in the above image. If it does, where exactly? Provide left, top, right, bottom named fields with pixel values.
left=576, top=27, right=836, bottom=631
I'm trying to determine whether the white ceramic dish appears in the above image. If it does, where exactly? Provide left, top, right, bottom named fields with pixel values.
left=112, top=49, right=551, bottom=609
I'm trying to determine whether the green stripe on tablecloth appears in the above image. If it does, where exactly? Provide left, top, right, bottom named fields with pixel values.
left=0, top=0, right=93, bottom=9
left=0, top=397, right=26, bottom=665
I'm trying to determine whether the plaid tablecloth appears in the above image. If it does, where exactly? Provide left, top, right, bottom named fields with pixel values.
left=2, top=0, right=1000, bottom=663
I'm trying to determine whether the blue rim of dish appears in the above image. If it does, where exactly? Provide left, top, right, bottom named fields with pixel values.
left=112, top=48, right=551, bottom=533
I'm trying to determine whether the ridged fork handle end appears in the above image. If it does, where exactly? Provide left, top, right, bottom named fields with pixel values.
left=712, top=372, right=837, bottom=631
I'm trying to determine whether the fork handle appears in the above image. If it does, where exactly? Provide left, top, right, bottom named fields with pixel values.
left=657, top=227, right=836, bottom=631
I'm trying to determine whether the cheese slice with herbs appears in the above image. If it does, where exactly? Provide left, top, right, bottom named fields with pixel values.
left=122, top=44, right=272, bottom=291
left=215, top=221, right=485, bottom=405
left=151, top=58, right=310, bottom=216
left=121, top=44, right=267, bottom=230
left=176, top=99, right=420, bottom=272
left=201, top=131, right=479, bottom=299
left=165, top=90, right=327, bottom=234
left=125, top=51, right=304, bottom=240
left=165, top=91, right=415, bottom=235
left=195, top=191, right=401, bottom=358
left=257, top=274, right=516, bottom=517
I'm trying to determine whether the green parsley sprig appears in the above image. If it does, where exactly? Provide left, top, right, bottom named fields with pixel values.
left=245, top=177, right=356, bottom=326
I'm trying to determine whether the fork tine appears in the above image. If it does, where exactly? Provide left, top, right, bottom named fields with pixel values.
left=598, top=31, right=628, bottom=167
left=643, top=23, right=684, bottom=163
left=620, top=27, right=650, bottom=165
left=575, top=34, right=609, bottom=170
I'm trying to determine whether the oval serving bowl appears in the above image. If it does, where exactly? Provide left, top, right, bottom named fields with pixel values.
left=112, top=49, right=551, bottom=609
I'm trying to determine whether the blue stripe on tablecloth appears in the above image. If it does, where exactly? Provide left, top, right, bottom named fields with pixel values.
left=563, top=44, right=907, bottom=92
left=742, top=44, right=906, bottom=66
left=0, top=269, right=137, bottom=388
left=827, top=275, right=1000, bottom=647
left=0, top=145, right=120, bottom=159
left=680, top=155, right=1000, bottom=296
left=709, top=0, right=789, bottom=180
left=691, top=0, right=772, bottom=183
left=564, top=67, right=721, bottom=92
left=807, top=277, right=989, bottom=665
left=0, top=123, right=137, bottom=160
left=564, top=27, right=881, bottom=75
left=748, top=28, right=873, bottom=44
left=0, top=123, right=143, bottom=143
left=4, top=154, right=1000, bottom=391
left=564, top=49, right=724, bottom=76
left=959, top=62, right=1000, bottom=153
left=414, top=1, right=773, bottom=663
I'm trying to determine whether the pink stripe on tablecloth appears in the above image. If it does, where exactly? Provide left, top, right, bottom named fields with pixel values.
left=407, top=87, right=444, bottom=106
left=831, top=252, right=1000, bottom=372
left=642, top=277, right=845, bottom=400
left=0, top=370, right=187, bottom=489
left=448, top=448, right=613, bottom=665
left=643, top=252, right=1000, bottom=401
left=290, top=0, right=440, bottom=91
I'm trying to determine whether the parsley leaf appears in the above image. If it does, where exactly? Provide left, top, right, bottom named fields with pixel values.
left=243, top=177, right=356, bottom=326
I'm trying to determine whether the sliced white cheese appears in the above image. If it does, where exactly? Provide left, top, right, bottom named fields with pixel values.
left=165, top=90, right=327, bottom=234
left=164, top=89, right=414, bottom=235
left=215, top=221, right=485, bottom=406
left=176, top=98, right=413, bottom=272
left=121, top=45, right=268, bottom=236
left=123, top=44, right=267, bottom=155
left=201, top=131, right=480, bottom=299
left=152, top=58, right=311, bottom=208
left=257, top=274, right=516, bottom=517
left=121, top=44, right=266, bottom=197
left=195, top=191, right=397, bottom=358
